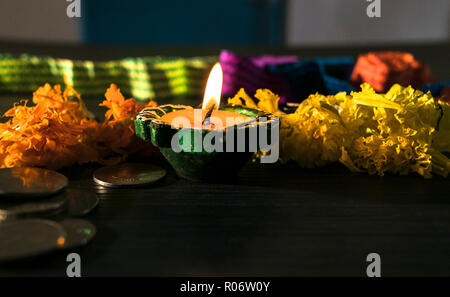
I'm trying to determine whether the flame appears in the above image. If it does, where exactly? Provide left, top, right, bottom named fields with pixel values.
left=202, top=62, right=223, bottom=111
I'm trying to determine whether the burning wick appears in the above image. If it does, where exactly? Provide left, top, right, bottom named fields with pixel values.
left=202, top=103, right=216, bottom=126
left=201, top=62, right=222, bottom=126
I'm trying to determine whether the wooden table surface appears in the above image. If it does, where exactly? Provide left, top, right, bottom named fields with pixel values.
left=0, top=42, right=449, bottom=276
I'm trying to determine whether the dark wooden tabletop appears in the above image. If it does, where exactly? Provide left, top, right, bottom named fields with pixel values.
left=0, top=42, right=449, bottom=277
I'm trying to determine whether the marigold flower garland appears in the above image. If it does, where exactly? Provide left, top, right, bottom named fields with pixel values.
left=0, top=83, right=158, bottom=169
left=228, top=83, right=450, bottom=178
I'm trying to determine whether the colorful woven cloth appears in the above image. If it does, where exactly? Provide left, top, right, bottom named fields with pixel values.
left=268, top=57, right=355, bottom=102
left=219, top=50, right=298, bottom=102
left=0, top=53, right=217, bottom=100
left=351, top=51, right=434, bottom=93
left=220, top=50, right=356, bottom=103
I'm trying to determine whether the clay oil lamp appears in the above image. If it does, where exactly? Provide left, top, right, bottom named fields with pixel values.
left=135, top=63, right=277, bottom=182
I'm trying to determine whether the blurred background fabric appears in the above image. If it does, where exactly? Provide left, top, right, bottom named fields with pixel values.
left=0, top=0, right=448, bottom=45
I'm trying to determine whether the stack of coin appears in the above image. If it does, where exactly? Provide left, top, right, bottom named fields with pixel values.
left=0, top=167, right=99, bottom=262
left=0, top=162, right=165, bottom=262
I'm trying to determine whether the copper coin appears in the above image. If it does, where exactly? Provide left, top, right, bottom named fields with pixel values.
left=0, top=219, right=66, bottom=262
left=64, top=189, right=99, bottom=217
left=93, top=163, right=166, bottom=188
left=0, top=167, right=68, bottom=199
left=0, top=194, right=68, bottom=221
left=59, top=218, right=96, bottom=249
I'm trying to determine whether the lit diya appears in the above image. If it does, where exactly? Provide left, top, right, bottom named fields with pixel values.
left=135, top=63, right=277, bottom=181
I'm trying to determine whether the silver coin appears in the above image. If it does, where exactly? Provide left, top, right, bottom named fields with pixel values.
left=0, top=167, right=68, bottom=199
left=59, top=218, right=96, bottom=249
left=0, top=194, right=68, bottom=221
left=65, top=189, right=99, bottom=216
left=0, top=219, right=66, bottom=262
left=93, top=163, right=166, bottom=188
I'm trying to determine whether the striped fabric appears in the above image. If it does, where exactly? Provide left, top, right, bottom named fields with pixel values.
left=0, top=54, right=217, bottom=101
left=2, top=51, right=445, bottom=105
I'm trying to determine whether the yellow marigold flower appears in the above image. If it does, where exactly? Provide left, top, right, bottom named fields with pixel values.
left=228, top=88, right=259, bottom=110
left=254, top=89, right=280, bottom=115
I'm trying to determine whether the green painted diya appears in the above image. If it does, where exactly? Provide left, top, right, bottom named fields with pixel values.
left=135, top=104, right=277, bottom=181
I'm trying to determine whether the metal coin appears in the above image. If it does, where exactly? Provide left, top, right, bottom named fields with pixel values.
left=65, top=189, right=99, bottom=216
left=0, top=219, right=66, bottom=262
left=0, top=167, right=68, bottom=199
left=93, top=163, right=166, bottom=188
left=59, top=218, right=96, bottom=249
left=0, top=194, right=68, bottom=221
